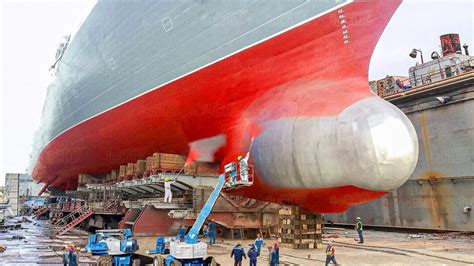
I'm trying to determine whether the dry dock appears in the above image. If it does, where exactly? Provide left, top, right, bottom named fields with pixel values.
left=1, top=216, right=473, bottom=265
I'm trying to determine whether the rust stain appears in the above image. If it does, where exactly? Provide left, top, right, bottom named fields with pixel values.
left=416, top=170, right=447, bottom=180
left=425, top=181, right=449, bottom=229
left=419, top=112, right=433, bottom=171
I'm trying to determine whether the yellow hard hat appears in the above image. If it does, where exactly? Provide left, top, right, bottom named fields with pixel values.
left=164, top=176, right=169, bottom=181
left=237, top=155, right=242, bottom=160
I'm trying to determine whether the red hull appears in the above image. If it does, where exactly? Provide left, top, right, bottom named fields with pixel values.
left=33, top=0, right=401, bottom=213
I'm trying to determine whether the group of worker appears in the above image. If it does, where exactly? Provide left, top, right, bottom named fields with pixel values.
left=62, top=244, right=80, bottom=266
left=201, top=217, right=363, bottom=265
left=325, top=217, right=364, bottom=265
left=203, top=220, right=278, bottom=266
left=230, top=235, right=280, bottom=266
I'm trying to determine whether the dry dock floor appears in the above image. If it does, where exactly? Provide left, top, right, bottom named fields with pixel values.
left=0, top=217, right=473, bottom=265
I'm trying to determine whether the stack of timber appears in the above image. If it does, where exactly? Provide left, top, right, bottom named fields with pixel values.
left=278, top=206, right=322, bottom=249
left=123, top=163, right=135, bottom=180
left=77, top=174, right=89, bottom=187
left=81, top=152, right=220, bottom=186
left=146, top=156, right=154, bottom=171
left=136, top=160, right=147, bottom=174
left=119, top=165, right=127, bottom=179
left=110, top=169, right=118, bottom=182
left=77, top=174, right=106, bottom=186
left=184, top=161, right=219, bottom=176
left=148, top=152, right=219, bottom=176
left=152, top=153, right=185, bottom=172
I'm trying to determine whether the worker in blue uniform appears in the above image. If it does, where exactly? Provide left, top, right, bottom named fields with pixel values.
left=231, top=242, right=247, bottom=266
left=270, top=242, right=279, bottom=266
left=208, top=219, right=216, bottom=245
left=254, top=234, right=265, bottom=255
left=62, top=245, right=69, bottom=266
left=247, top=244, right=258, bottom=266
left=202, top=224, right=209, bottom=239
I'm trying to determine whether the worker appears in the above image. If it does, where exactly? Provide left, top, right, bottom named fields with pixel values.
left=208, top=219, right=216, bottom=245
left=325, top=241, right=337, bottom=266
left=238, top=138, right=254, bottom=182
left=230, top=242, right=247, bottom=266
left=355, top=217, right=364, bottom=243
left=62, top=245, right=69, bottom=266
left=74, top=246, right=81, bottom=264
left=247, top=244, right=258, bottom=266
left=65, top=244, right=79, bottom=266
left=177, top=225, right=187, bottom=242
left=269, top=242, right=279, bottom=266
left=254, top=233, right=265, bottom=255
left=163, top=176, right=174, bottom=203
left=202, top=224, right=209, bottom=238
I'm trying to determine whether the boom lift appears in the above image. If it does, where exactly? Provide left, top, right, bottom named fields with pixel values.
left=152, top=167, right=253, bottom=266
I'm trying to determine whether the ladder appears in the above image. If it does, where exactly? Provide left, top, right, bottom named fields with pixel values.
left=33, top=206, right=49, bottom=218
left=54, top=204, right=93, bottom=236
left=97, top=200, right=118, bottom=213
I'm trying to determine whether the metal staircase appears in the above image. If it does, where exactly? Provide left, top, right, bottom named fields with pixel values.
left=33, top=206, right=49, bottom=218
left=54, top=204, right=93, bottom=236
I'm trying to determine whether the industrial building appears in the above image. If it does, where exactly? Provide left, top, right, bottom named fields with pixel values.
left=3, top=173, right=45, bottom=216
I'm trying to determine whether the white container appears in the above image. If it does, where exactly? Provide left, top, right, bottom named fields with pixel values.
left=170, top=241, right=207, bottom=259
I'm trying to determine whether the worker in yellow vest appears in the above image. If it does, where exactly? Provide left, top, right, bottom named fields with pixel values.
left=325, top=242, right=338, bottom=266
left=355, top=217, right=364, bottom=244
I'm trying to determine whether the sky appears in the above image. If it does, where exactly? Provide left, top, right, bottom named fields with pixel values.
left=0, top=0, right=473, bottom=186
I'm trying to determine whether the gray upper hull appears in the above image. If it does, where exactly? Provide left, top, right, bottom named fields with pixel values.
left=32, top=0, right=348, bottom=166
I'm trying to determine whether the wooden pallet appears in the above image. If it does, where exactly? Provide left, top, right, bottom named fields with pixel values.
left=277, top=206, right=323, bottom=249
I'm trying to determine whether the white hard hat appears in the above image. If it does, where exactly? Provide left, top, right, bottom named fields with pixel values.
left=356, top=217, right=361, bottom=220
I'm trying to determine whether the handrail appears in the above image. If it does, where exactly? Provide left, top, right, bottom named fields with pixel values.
left=53, top=203, right=89, bottom=228
left=376, top=59, right=474, bottom=98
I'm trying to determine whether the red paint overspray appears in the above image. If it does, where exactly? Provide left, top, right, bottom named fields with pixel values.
left=33, top=0, right=401, bottom=213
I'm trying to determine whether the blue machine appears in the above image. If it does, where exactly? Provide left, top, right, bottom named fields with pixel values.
left=146, top=237, right=167, bottom=255
left=113, top=255, right=132, bottom=266
left=86, top=228, right=139, bottom=265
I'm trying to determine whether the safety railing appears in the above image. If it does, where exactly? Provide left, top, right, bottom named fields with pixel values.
left=378, top=59, right=474, bottom=98
left=223, top=162, right=254, bottom=189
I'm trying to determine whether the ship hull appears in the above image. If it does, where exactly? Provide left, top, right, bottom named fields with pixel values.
left=32, top=0, right=413, bottom=213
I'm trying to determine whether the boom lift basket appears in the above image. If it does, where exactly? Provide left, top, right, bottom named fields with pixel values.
left=223, top=162, right=254, bottom=189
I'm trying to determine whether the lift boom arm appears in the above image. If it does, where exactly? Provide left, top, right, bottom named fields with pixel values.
left=184, top=174, right=225, bottom=244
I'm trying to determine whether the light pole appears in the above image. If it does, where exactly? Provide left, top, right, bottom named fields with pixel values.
left=409, top=48, right=424, bottom=64
left=431, top=51, right=444, bottom=79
